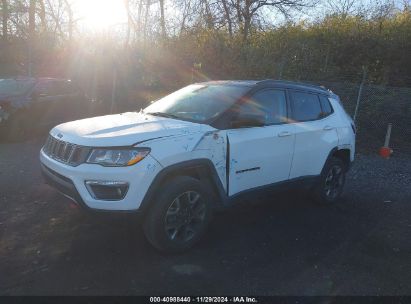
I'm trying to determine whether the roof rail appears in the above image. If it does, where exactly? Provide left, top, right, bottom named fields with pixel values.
left=256, top=79, right=328, bottom=92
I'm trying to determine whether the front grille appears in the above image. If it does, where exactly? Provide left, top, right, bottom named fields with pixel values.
left=43, top=135, right=90, bottom=166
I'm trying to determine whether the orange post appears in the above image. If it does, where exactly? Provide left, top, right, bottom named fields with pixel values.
left=379, top=123, right=393, bottom=159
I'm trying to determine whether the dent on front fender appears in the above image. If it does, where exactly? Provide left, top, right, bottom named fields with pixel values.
left=143, top=130, right=229, bottom=192
left=192, top=131, right=228, bottom=192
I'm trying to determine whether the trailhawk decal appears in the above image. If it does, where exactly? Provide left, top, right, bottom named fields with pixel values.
left=236, top=167, right=261, bottom=174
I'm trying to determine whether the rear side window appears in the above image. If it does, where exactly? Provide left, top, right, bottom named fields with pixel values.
left=290, top=91, right=322, bottom=122
left=319, top=95, right=333, bottom=116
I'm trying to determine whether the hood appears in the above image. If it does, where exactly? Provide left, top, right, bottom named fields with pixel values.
left=50, top=112, right=213, bottom=147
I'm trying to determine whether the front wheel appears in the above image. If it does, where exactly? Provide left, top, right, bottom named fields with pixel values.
left=143, top=176, right=213, bottom=253
left=312, top=157, right=346, bottom=204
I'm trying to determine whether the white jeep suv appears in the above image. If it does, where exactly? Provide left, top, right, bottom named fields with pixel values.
left=40, top=80, right=356, bottom=252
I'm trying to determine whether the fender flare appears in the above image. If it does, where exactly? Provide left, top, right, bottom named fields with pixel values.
left=325, top=147, right=339, bottom=166
left=322, top=147, right=352, bottom=174
left=139, top=159, right=227, bottom=214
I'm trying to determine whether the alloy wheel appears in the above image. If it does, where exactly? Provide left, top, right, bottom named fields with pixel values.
left=164, top=191, right=207, bottom=243
left=324, top=165, right=344, bottom=200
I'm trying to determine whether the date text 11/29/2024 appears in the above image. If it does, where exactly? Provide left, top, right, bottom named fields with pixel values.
left=150, top=297, right=258, bottom=303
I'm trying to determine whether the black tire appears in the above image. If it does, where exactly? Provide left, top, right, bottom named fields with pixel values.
left=311, top=157, right=346, bottom=204
left=143, top=176, right=213, bottom=253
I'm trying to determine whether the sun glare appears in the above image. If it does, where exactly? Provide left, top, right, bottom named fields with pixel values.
left=74, top=0, right=128, bottom=31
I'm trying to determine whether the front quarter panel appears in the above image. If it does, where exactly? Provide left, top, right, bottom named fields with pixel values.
left=143, top=129, right=228, bottom=192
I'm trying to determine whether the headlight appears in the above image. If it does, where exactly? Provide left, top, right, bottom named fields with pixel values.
left=86, top=148, right=150, bottom=167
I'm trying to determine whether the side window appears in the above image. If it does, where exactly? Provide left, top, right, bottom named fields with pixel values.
left=290, top=91, right=322, bottom=122
left=238, top=89, right=287, bottom=125
left=319, top=95, right=333, bottom=117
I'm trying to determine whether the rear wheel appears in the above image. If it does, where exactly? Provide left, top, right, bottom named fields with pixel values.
left=312, top=157, right=346, bottom=204
left=143, top=176, right=213, bottom=253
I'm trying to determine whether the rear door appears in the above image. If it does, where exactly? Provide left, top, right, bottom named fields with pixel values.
left=227, top=88, right=296, bottom=196
left=288, top=90, right=339, bottom=179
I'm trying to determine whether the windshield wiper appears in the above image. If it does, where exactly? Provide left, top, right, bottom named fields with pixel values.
left=146, top=112, right=180, bottom=119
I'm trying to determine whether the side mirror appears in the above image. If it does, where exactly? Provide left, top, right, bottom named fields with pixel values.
left=231, top=112, right=265, bottom=128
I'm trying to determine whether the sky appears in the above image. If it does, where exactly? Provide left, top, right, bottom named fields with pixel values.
left=71, top=0, right=128, bottom=31
left=70, top=0, right=410, bottom=32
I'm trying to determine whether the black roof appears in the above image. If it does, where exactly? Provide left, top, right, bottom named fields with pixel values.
left=198, top=79, right=330, bottom=95
left=197, top=80, right=259, bottom=87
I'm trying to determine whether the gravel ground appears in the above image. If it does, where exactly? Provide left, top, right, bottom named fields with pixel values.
left=0, top=138, right=410, bottom=295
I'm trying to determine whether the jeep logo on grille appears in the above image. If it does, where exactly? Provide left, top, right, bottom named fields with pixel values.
left=57, top=133, right=63, bottom=138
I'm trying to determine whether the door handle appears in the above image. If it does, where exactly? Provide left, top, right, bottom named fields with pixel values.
left=278, top=131, right=292, bottom=137
left=323, top=125, right=334, bottom=131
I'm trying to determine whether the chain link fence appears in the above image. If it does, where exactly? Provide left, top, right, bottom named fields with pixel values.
left=313, top=80, right=411, bottom=154
left=108, top=76, right=411, bottom=155
left=62, top=62, right=411, bottom=155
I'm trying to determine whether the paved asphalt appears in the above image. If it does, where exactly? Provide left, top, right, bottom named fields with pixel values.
left=0, top=138, right=410, bottom=295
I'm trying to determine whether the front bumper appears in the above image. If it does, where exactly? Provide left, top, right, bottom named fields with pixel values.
left=40, top=148, right=162, bottom=211
left=41, top=163, right=89, bottom=208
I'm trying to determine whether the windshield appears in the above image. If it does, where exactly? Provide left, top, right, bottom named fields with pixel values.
left=144, top=84, right=249, bottom=122
left=0, top=79, right=35, bottom=96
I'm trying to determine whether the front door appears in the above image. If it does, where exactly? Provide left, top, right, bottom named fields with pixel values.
left=227, top=89, right=295, bottom=196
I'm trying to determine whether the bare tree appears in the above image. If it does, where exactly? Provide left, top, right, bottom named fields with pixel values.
left=231, top=0, right=311, bottom=41
left=124, top=0, right=132, bottom=46
left=29, top=0, right=36, bottom=37
left=159, top=0, right=166, bottom=38
left=46, top=0, right=64, bottom=39
left=370, top=0, right=396, bottom=33
left=64, top=0, right=74, bottom=41
left=2, top=0, right=8, bottom=41
left=325, top=0, right=357, bottom=17
left=144, top=0, right=151, bottom=40
left=38, top=0, right=46, bottom=32
left=28, top=0, right=36, bottom=76
left=233, top=0, right=243, bottom=23
left=221, top=0, right=233, bottom=37
left=178, top=0, right=192, bottom=33
left=202, top=0, right=215, bottom=29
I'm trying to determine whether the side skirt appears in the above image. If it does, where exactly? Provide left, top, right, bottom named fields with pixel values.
left=223, top=175, right=320, bottom=207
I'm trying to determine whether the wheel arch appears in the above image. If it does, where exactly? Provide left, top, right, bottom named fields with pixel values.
left=139, top=159, right=227, bottom=215
left=324, top=147, right=352, bottom=172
